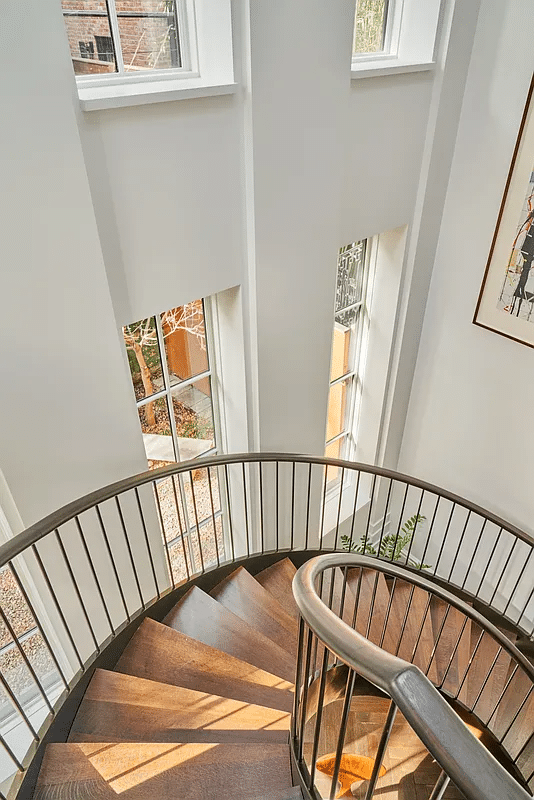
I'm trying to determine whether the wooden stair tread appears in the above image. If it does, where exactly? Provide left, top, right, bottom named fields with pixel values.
left=163, top=585, right=295, bottom=682
left=430, top=599, right=472, bottom=701
left=69, top=669, right=290, bottom=744
left=211, top=567, right=298, bottom=657
left=115, top=618, right=293, bottom=712
left=35, top=742, right=293, bottom=800
left=386, top=580, right=438, bottom=683
left=255, top=558, right=299, bottom=620
left=319, top=567, right=357, bottom=627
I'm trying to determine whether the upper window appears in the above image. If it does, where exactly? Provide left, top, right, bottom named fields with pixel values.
left=353, top=0, right=390, bottom=56
left=325, top=241, right=371, bottom=478
left=61, top=0, right=186, bottom=78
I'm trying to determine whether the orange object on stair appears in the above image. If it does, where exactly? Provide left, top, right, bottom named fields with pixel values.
left=316, top=752, right=386, bottom=798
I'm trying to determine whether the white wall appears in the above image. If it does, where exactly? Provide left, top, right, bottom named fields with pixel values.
left=400, top=0, right=534, bottom=535
left=0, top=0, right=147, bottom=526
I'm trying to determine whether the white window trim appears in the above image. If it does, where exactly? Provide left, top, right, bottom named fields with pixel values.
left=351, top=0, right=442, bottom=80
left=70, top=0, right=235, bottom=111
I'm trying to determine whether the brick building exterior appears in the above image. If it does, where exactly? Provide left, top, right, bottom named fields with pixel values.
left=61, top=1, right=179, bottom=75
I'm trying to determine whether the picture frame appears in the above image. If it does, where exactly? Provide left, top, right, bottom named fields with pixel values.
left=473, top=74, right=534, bottom=348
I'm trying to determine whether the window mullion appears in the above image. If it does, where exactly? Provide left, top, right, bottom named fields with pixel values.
left=106, top=0, right=125, bottom=73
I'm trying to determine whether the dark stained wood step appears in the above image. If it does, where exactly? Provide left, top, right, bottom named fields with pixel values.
left=210, top=566, right=298, bottom=656
left=255, top=558, right=299, bottom=620
left=163, top=585, right=295, bottom=682
left=115, top=618, right=293, bottom=712
left=386, top=580, right=439, bottom=683
left=430, top=599, right=472, bottom=702
left=69, top=669, right=290, bottom=744
left=319, top=567, right=357, bottom=627
left=464, top=628, right=513, bottom=722
left=347, top=568, right=392, bottom=646
left=34, top=742, right=293, bottom=800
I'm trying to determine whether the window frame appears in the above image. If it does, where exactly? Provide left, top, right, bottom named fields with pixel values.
left=126, top=296, right=224, bottom=572
left=325, top=240, right=373, bottom=478
left=63, top=0, right=198, bottom=89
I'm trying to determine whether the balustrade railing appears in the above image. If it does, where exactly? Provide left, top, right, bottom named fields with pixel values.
left=0, top=453, right=533, bottom=798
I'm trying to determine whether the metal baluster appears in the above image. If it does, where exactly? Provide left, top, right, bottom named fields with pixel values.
left=319, top=464, right=328, bottom=551
left=241, top=463, right=250, bottom=559
left=0, top=667, right=39, bottom=740
left=153, top=480, right=175, bottom=590
left=54, top=528, right=100, bottom=652
left=460, top=518, right=487, bottom=590
left=189, top=471, right=205, bottom=573
left=454, top=628, right=486, bottom=700
left=428, top=770, right=450, bottom=800
left=409, top=592, right=433, bottom=664
left=329, top=669, right=356, bottom=800
left=207, top=467, right=220, bottom=568
left=8, top=560, right=69, bottom=689
left=291, top=617, right=305, bottom=744
left=95, top=505, right=131, bottom=621
left=290, top=461, right=296, bottom=551
left=486, top=664, right=519, bottom=726
left=419, top=495, right=440, bottom=571
left=517, top=583, right=534, bottom=634
left=115, top=496, right=145, bottom=609
left=259, top=461, right=265, bottom=554
left=433, top=504, right=456, bottom=577
left=297, top=626, right=314, bottom=763
left=424, top=605, right=451, bottom=677
left=365, top=571, right=381, bottom=640
left=499, top=685, right=534, bottom=746
left=0, top=605, right=53, bottom=714
left=338, top=565, right=350, bottom=630
left=275, top=461, right=279, bottom=552
left=31, top=543, right=84, bottom=670
left=363, top=700, right=397, bottom=800
left=304, top=463, right=312, bottom=551
left=446, top=510, right=471, bottom=582
left=333, top=468, right=345, bottom=550
left=470, top=646, right=504, bottom=714
left=347, top=471, right=361, bottom=551
left=404, top=489, right=425, bottom=566
left=362, top=474, right=377, bottom=555
left=0, top=731, right=25, bottom=774
left=512, top=725, right=534, bottom=766
left=74, top=516, right=114, bottom=635
left=376, top=478, right=393, bottom=557
left=394, top=585, right=416, bottom=657
left=489, top=538, right=518, bottom=607
left=474, top=528, right=504, bottom=598
left=502, top=547, right=533, bottom=618
left=438, top=616, right=469, bottom=689
left=224, top=464, right=236, bottom=563
left=133, top=488, right=160, bottom=599
left=390, top=483, right=409, bottom=562
left=171, top=475, right=190, bottom=582
left=308, top=645, right=330, bottom=790
left=350, top=566, right=364, bottom=631
left=379, top=576, right=397, bottom=648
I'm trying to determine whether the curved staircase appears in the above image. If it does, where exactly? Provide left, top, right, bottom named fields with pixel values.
left=31, top=557, right=534, bottom=799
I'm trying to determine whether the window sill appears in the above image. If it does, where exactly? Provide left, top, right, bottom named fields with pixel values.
left=351, top=58, right=435, bottom=80
left=78, top=79, right=239, bottom=111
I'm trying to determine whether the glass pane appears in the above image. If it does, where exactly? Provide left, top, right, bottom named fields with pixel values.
left=61, top=1, right=117, bottom=75
left=154, top=477, right=187, bottom=544
left=139, top=398, right=175, bottom=468
left=325, top=437, right=348, bottom=483
left=162, top=302, right=209, bottom=387
left=123, top=317, right=164, bottom=400
left=336, top=241, right=366, bottom=311
left=0, top=566, right=36, bottom=640
left=326, top=378, right=351, bottom=443
left=171, top=378, right=215, bottom=459
left=190, top=517, right=223, bottom=573
left=169, top=540, right=189, bottom=585
left=330, top=309, right=359, bottom=382
left=117, top=0, right=181, bottom=72
left=353, top=0, right=388, bottom=55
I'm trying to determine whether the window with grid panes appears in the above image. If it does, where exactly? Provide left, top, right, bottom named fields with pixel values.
left=325, top=241, right=369, bottom=479
left=122, top=299, right=223, bottom=578
left=61, top=1, right=184, bottom=78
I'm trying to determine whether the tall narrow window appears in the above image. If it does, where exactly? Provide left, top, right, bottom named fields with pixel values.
left=325, top=241, right=370, bottom=477
left=353, top=0, right=392, bottom=56
left=61, top=1, right=183, bottom=77
left=123, top=299, right=222, bottom=575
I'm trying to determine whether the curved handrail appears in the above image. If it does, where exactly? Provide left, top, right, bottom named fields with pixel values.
left=1, top=452, right=533, bottom=568
left=293, top=553, right=532, bottom=800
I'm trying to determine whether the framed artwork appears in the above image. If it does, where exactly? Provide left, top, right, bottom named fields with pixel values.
left=474, top=74, right=534, bottom=348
